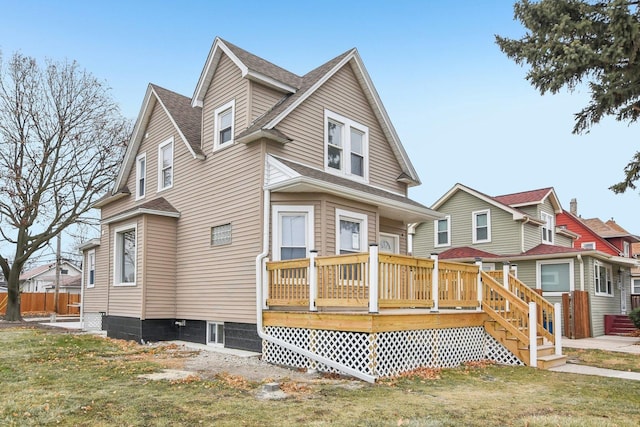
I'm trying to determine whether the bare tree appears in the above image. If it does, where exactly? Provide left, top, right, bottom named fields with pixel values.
left=0, top=52, right=130, bottom=320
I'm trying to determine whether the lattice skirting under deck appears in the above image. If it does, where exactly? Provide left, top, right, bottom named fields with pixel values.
left=263, top=326, right=523, bottom=379
left=83, top=312, right=103, bottom=331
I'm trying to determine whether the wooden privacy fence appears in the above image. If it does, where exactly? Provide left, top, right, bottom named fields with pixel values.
left=0, top=292, right=80, bottom=315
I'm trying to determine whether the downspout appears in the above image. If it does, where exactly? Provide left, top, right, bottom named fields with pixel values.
left=255, top=188, right=376, bottom=383
left=577, top=254, right=584, bottom=291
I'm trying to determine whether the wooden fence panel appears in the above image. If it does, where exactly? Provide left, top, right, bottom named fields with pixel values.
left=0, top=293, right=80, bottom=315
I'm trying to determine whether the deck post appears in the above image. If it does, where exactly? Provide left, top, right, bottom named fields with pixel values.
left=309, top=250, right=318, bottom=312
left=369, top=244, right=379, bottom=313
left=430, top=253, right=439, bottom=312
left=529, top=301, right=537, bottom=368
left=475, top=257, right=483, bottom=311
left=554, top=302, right=562, bottom=355
left=502, top=261, right=510, bottom=312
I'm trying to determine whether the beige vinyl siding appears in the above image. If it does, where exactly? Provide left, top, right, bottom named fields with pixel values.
left=379, top=217, right=407, bottom=254
left=83, top=240, right=108, bottom=312
left=250, top=81, right=285, bottom=122
left=521, top=221, right=541, bottom=252
left=142, top=215, right=177, bottom=319
left=107, top=217, right=143, bottom=318
left=411, top=221, right=435, bottom=258
left=270, top=193, right=323, bottom=256
left=268, top=63, right=406, bottom=195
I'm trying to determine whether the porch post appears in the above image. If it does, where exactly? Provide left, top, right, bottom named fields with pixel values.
left=554, top=302, right=562, bottom=355
left=502, top=261, right=510, bottom=312
left=431, top=253, right=439, bottom=313
left=369, top=244, right=379, bottom=313
left=529, top=301, right=537, bottom=368
left=475, top=257, right=483, bottom=311
left=309, top=250, right=318, bottom=312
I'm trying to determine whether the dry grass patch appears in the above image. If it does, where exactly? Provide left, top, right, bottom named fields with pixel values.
left=564, top=347, right=640, bottom=373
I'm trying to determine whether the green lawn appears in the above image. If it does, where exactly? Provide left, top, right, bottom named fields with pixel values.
left=1, top=327, right=639, bottom=426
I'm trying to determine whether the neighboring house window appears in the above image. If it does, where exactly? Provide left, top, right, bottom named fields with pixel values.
left=581, top=242, right=596, bottom=250
left=434, top=216, right=451, bottom=247
left=272, top=206, right=314, bottom=261
left=207, top=322, right=224, bottom=345
left=536, top=259, right=574, bottom=296
left=324, top=109, right=368, bottom=180
left=633, top=278, right=640, bottom=294
left=336, top=209, right=368, bottom=254
left=379, top=233, right=399, bottom=254
left=87, top=250, right=95, bottom=288
left=211, top=223, right=232, bottom=246
left=623, top=241, right=630, bottom=257
left=135, top=153, right=146, bottom=199
left=594, top=262, right=613, bottom=296
left=158, top=138, right=174, bottom=191
left=113, top=225, right=136, bottom=285
left=541, top=212, right=554, bottom=244
left=472, top=210, right=490, bottom=244
left=214, top=100, right=235, bottom=150
left=60, top=268, right=69, bottom=275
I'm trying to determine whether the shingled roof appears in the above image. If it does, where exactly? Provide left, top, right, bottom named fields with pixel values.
left=493, top=187, right=555, bottom=207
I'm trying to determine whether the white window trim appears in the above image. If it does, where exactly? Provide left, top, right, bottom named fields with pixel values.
left=472, top=209, right=491, bottom=244
left=324, top=109, right=369, bottom=182
left=206, top=321, right=224, bottom=346
left=135, top=152, right=146, bottom=200
left=632, top=278, right=640, bottom=294
left=379, top=232, right=400, bottom=254
left=581, top=242, right=596, bottom=249
left=214, top=99, right=235, bottom=151
left=271, top=205, right=315, bottom=261
left=157, top=138, right=174, bottom=192
left=594, top=261, right=614, bottom=297
left=536, top=258, right=574, bottom=297
left=434, top=215, right=451, bottom=248
left=86, top=249, right=95, bottom=289
left=623, top=241, right=630, bottom=257
left=541, top=211, right=554, bottom=245
left=335, top=209, right=368, bottom=255
left=112, top=223, right=137, bottom=287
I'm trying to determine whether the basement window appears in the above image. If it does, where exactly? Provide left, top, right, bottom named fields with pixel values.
left=207, top=322, right=224, bottom=346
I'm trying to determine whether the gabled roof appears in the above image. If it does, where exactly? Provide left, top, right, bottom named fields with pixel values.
left=582, top=218, right=640, bottom=241
left=558, top=210, right=622, bottom=254
left=493, top=187, right=562, bottom=213
left=437, top=246, right=499, bottom=261
left=19, top=261, right=81, bottom=281
left=103, top=197, right=180, bottom=224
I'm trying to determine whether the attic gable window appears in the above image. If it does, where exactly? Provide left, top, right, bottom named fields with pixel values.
left=214, top=100, right=235, bottom=151
left=324, top=109, right=368, bottom=181
left=158, top=138, right=174, bottom=191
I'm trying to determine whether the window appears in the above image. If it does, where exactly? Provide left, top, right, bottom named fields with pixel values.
left=536, top=259, right=573, bottom=296
left=472, top=210, right=490, bottom=243
left=214, top=100, right=235, bottom=150
left=434, top=216, right=451, bottom=247
left=86, top=250, right=95, bottom=288
left=114, top=225, right=136, bottom=286
left=207, top=322, right=224, bottom=345
left=595, top=262, right=613, bottom=296
left=135, top=153, right=146, bottom=199
left=623, top=241, right=630, bottom=257
left=158, top=138, right=173, bottom=191
left=379, top=233, right=399, bottom=254
left=325, top=110, right=368, bottom=180
left=60, top=268, right=69, bottom=275
left=272, top=206, right=314, bottom=261
left=541, top=212, right=554, bottom=244
left=211, top=223, right=232, bottom=246
left=633, top=279, right=640, bottom=294
left=581, top=242, right=596, bottom=250
left=336, top=209, right=367, bottom=254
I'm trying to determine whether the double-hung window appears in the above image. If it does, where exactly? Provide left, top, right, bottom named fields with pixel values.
left=472, top=210, right=490, bottom=243
left=272, top=206, right=314, bottom=261
left=325, top=110, right=368, bottom=180
left=214, top=100, right=235, bottom=150
left=541, top=212, right=554, bottom=244
left=595, top=262, right=613, bottom=296
left=623, top=241, right=630, bottom=257
left=114, top=224, right=136, bottom=286
left=633, top=278, right=640, bottom=294
left=86, top=250, right=95, bottom=288
left=135, top=153, right=146, bottom=199
left=158, top=138, right=173, bottom=191
left=434, top=215, right=451, bottom=247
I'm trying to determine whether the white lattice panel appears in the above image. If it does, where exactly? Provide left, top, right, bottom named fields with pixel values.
left=83, top=312, right=102, bottom=331
left=484, top=333, right=524, bottom=366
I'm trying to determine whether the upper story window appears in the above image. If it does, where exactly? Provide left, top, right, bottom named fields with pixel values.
left=135, top=153, right=146, bottom=200
left=113, top=224, right=136, bottom=286
left=541, top=212, right=554, bottom=244
left=472, top=209, right=491, bottom=244
left=324, top=109, right=368, bottom=181
left=158, top=138, right=174, bottom=191
left=434, top=215, right=451, bottom=247
left=86, top=250, right=95, bottom=288
left=623, top=241, right=630, bottom=257
left=594, top=262, right=613, bottom=296
left=581, top=242, right=596, bottom=250
left=214, top=100, right=235, bottom=151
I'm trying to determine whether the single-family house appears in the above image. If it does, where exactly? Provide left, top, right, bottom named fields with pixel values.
left=412, top=184, right=639, bottom=338
left=81, top=39, right=566, bottom=382
left=19, top=261, right=82, bottom=294
left=632, top=242, right=640, bottom=310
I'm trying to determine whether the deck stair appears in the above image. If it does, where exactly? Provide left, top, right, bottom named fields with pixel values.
left=605, top=315, right=638, bottom=336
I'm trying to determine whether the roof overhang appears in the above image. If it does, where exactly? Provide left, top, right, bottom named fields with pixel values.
left=77, top=238, right=101, bottom=252
left=103, top=208, right=181, bottom=225
left=235, top=129, right=292, bottom=145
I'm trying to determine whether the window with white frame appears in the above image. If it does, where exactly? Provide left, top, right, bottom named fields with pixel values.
left=86, top=250, right=95, bottom=288
left=633, top=278, right=640, bottom=294
left=325, top=110, right=368, bottom=180
left=113, top=225, right=136, bottom=286
left=434, top=216, right=451, bottom=247
left=135, top=153, right=146, bottom=199
left=537, top=259, right=573, bottom=296
left=623, top=241, right=630, bottom=257
left=214, top=100, right=235, bottom=150
left=207, top=322, right=224, bottom=345
left=272, top=206, right=314, bottom=261
left=158, top=138, right=173, bottom=191
left=336, top=209, right=367, bottom=254
left=541, top=211, right=554, bottom=244
left=581, top=242, right=596, bottom=250
left=472, top=210, right=490, bottom=243
left=211, top=223, right=232, bottom=246
left=594, top=262, right=613, bottom=296
left=379, top=233, right=399, bottom=254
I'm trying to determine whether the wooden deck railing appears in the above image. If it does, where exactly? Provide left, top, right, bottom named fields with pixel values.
left=378, top=254, right=433, bottom=308
left=316, top=253, right=370, bottom=308
left=266, top=258, right=310, bottom=307
left=438, top=261, right=479, bottom=309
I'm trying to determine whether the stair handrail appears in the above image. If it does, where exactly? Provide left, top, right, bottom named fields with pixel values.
left=505, top=274, right=555, bottom=345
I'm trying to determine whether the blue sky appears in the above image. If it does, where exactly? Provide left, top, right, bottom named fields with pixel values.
left=1, top=0, right=639, bottom=258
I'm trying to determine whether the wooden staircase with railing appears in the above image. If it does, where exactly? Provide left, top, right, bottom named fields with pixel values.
left=480, top=271, right=567, bottom=369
